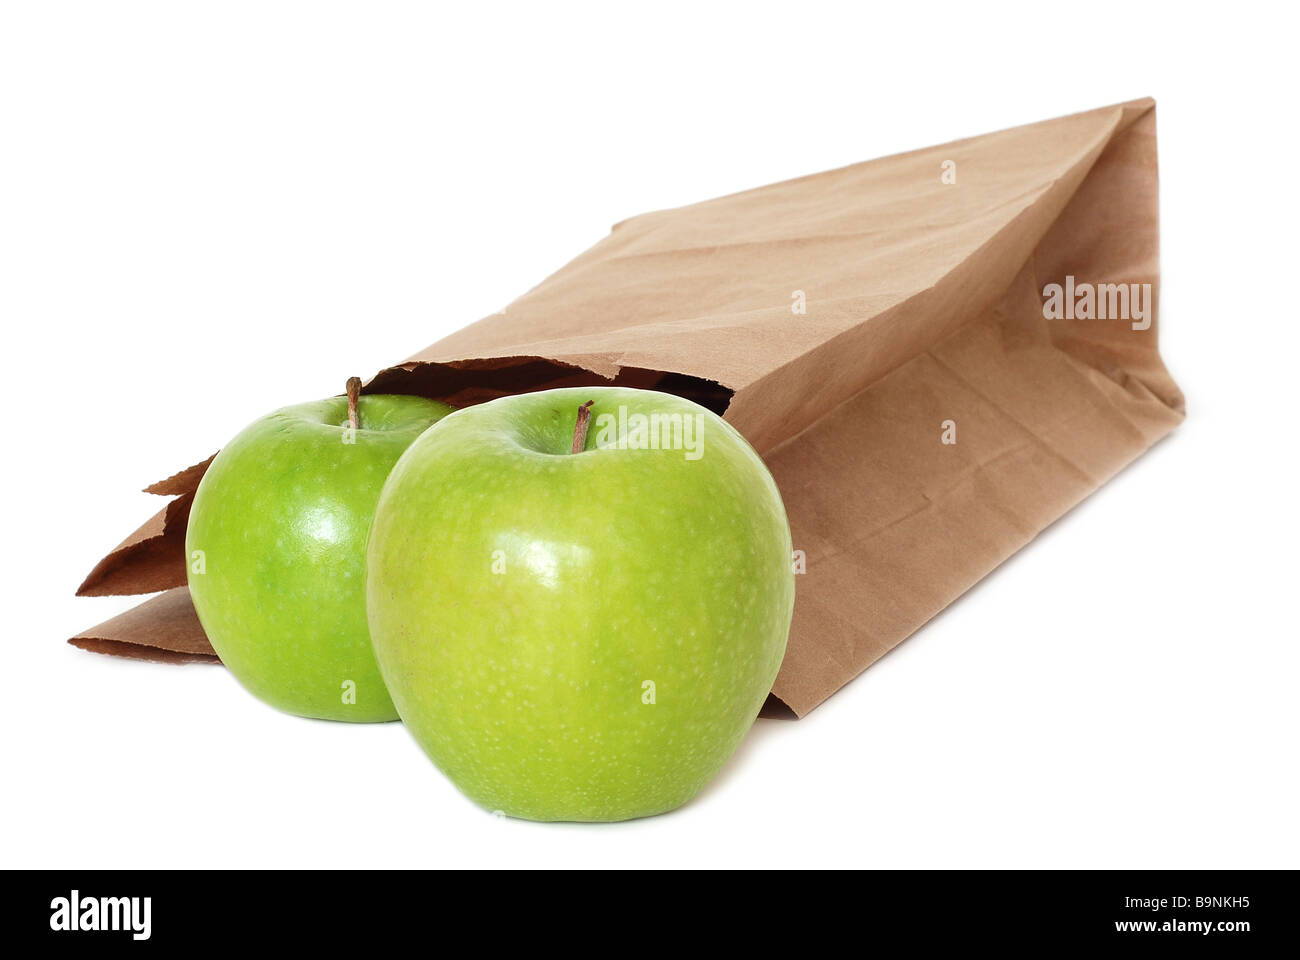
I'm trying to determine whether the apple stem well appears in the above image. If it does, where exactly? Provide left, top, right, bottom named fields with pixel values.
left=571, top=400, right=595, bottom=453
left=346, top=377, right=362, bottom=431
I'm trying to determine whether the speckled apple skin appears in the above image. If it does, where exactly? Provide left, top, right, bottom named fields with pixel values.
left=367, top=387, right=795, bottom=821
left=186, top=394, right=453, bottom=722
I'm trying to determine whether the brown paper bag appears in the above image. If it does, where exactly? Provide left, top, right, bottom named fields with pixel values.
left=73, top=98, right=1183, bottom=717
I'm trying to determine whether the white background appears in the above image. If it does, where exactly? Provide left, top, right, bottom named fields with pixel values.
left=3, top=2, right=1296, bottom=869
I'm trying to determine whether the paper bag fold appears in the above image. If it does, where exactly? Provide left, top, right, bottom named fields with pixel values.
left=70, top=587, right=217, bottom=664
left=73, top=98, right=1183, bottom=717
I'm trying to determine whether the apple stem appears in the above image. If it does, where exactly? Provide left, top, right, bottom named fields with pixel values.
left=346, top=377, right=362, bottom=431
left=571, top=400, right=595, bottom=453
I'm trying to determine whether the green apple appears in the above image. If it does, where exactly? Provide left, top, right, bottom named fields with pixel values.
left=367, top=386, right=795, bottom=820
left=186, top=382, right=453, bottom=722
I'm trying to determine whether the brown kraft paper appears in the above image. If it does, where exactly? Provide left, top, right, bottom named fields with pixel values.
left=73, top=98, right=1184, bottom=717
